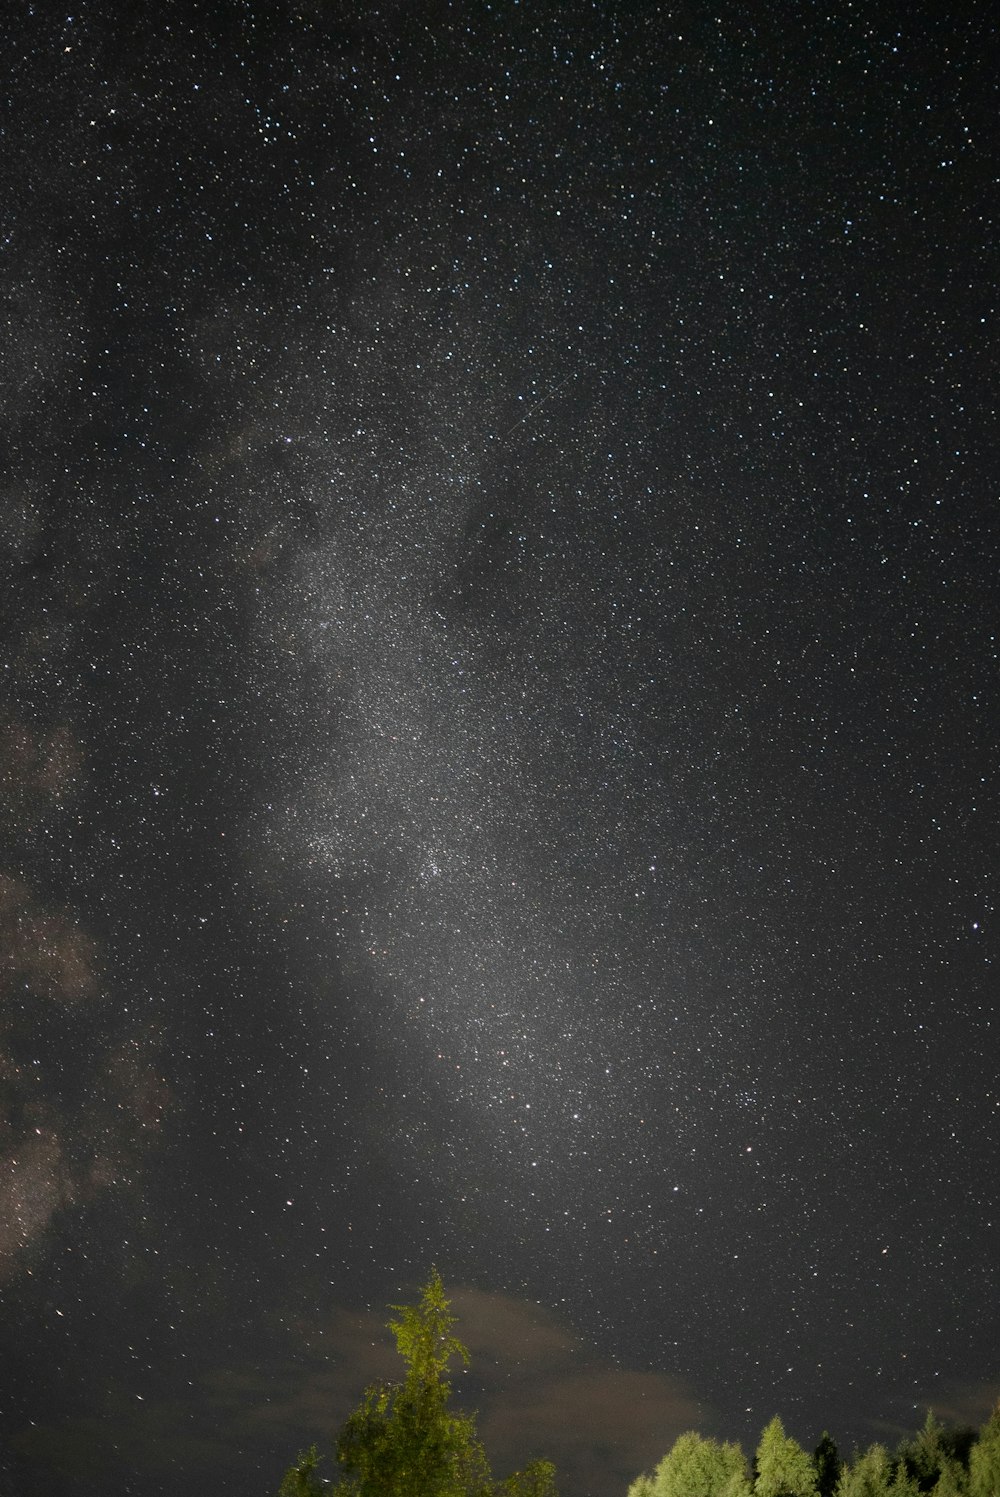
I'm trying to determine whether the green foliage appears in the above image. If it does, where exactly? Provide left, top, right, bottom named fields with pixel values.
left=908, top=1412, right=948, bottom=1490
left=968, top=1404, right=1000, bottom=1497
left=836, top=1444, right=892, bottom=1497
left=629, top=1430, right=750, bottom=1497
left=814, top=1434, right=842, bottom=1497
left=930, top=1459, right=966, bottom=1497
left=277, top=1271, right=556, bottom=1497
left=754, top=1417, right=819, bottom=1497
left=896, top=1412, right=978, bottom=1495
left=388, top=1269, right=470, bottom=1389
left=497, top=1459, right=559, bottom=1497
left=888, top=1468, right=921, bottom=1497
left=333, top=1270, right=489, bottom=1497
left=633, top=1402, right=1000, bottom=1497
left=278, top=1445, right=325, bottom=1497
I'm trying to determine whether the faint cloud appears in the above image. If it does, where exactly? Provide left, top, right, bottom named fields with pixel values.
left=0, top=1127, right=74, bottom=1276
left=102, top=1032, right=174, bottom=1136
left=916, top=1380, right=1000, bottom=1429
left=451, top=1288, right=703, bottom=1494
left=12, top=1287, right=702, bottom=1496
left=0, top=867, right=171, bottom=1279
left=0, top=717, right=83, bottom=806
left=224, top=1285, right=703, bottom=1497
left=868, top=1379, right=1000, bottom=1448
left=449, top=1286, right=582, bottom=1368
left=0, top=871, right=99, bottom=1003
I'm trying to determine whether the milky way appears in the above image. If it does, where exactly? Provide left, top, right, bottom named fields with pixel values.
left=1, top=4, right=998, bottom=1495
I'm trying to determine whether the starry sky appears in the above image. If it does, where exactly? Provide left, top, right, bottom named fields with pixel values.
left=2, top=2, right=998, bottom=1494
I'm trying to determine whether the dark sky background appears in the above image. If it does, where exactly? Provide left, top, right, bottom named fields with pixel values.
left=2, top=1, right=998, bottom=1494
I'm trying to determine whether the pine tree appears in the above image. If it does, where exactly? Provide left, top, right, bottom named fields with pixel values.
left=334, top=1270, right=490, bottom=1497
left=277, top=1271, right=557, bottom=1497
left=888, top=1467, right=922, bottom=1497
left=931, top=1459, right=966, bottom=1497
left=969, top=1403, right=1000, bottom=1497
left=837, top=1445, right=892, bottom=1497
left=896, top=1412, right=980, bottom=1495
left=649, top=1431, right=751, bottom=1497
left=904, top=1412, right=947, bottom=1492
left=755, top=1417, right=819, bottom=1497
left=815, top=1433, right=842, bottom=1497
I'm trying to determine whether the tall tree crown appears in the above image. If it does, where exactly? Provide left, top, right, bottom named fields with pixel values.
left=278, top=1272, right=556, bottom=1497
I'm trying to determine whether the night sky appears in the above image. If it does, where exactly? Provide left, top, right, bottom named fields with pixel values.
left=2, top=2, right=998, bottom=1494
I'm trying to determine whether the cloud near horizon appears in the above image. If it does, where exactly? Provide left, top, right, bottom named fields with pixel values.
left=869, top=1379, right=1000, bottom=1446
left=233, top=1284, right=704, bottom=1497
left=452, top=1288, right=705, bottom=1493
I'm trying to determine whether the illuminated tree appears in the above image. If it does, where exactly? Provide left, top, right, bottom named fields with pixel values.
left=644, top=1431, right=751, bottom=1497
left=278, top=1445, right=324, bottom=1497
left=930, top=1459, right=967, bottom=1497
left=277, top=1270, right=556, bottom=1497
left=497, top=1461, right=559, bottom=1497
left=896, top=1412, right=976, bottom=1494
left=968, top=1404, right=1000, bottom=1497
left=836, top=1444, right=892, bottom=1497
left=754, top=1417, right=818, bottom=1497
left=334, top=1270, right=483, bottom=1497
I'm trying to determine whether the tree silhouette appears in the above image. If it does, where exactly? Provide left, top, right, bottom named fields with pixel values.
left=813, top=1432, right=841, bottom=1497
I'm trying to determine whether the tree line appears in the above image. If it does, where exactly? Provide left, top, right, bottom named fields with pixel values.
left=278, top=1273, right=999, bottom=1497
left=630, top=1407, right=1000, bottom=1497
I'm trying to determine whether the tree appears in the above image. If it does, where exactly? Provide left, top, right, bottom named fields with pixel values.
left=888, top=1468, right=921, bottom=1497
left=895, top=1412, right=976, bottom=1495
left=755, top=1417, right=819, bottom=1497
left=968, top=1403, right=1000, bottom=1497
left=814, top=1433, right=842, bottom=1497
left=497, top=1461, right=559, bottom=1497
left=278, top=1270, right=556, bottom=1497
left=334, top=1269, right=489, bottom=1497
left=646, top=1432, right=751, bottom=1497
left=836, top=1445, right=892, bottom=1497
left=278, top=1445, right=325, bottom=1497
left=930, top=1460, right=966, bottom=1497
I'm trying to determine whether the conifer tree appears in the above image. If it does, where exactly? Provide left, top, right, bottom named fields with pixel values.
left=930, top=1459, right=966, bottom=1497
left=888, top=1464, right=922, bottom=1497
left=904, top=1412, right=947, bottom=1492
left=277, top=1270, right=556, bottom=1497
left=814, top=1433, right=842, bottom=1497
left=646, top=1431, right=751, bottom=1497
left=969, top=1404, right=1000, bottom=1497
left=754, top=1417, right=819, bottom=1497
left=836, top=1444, right=892, bottom=1497
left=332, top=1270, right=487, bottom=1497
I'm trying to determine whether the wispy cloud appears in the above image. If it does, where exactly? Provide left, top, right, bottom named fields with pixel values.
left=0, top=720, right=172, bottom=1281
left=202, top=1285, right=704, bottom=1497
